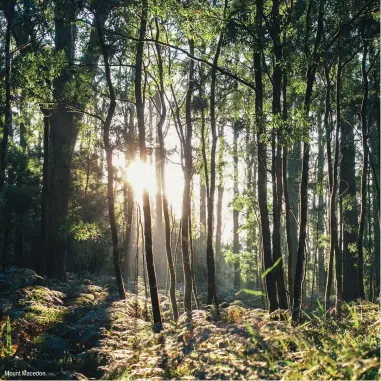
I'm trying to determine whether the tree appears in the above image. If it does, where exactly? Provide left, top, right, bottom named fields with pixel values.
left=135, top=0, right=162, bottom=327
left=96, top=11, right=126, bottom=300
left=0, top=0, right=14, bottom=194
left=154, top=18, right=178, bottom=320
left=293, top=0, right=325, bottom=322
left=255, top=0, right=278, bottom=312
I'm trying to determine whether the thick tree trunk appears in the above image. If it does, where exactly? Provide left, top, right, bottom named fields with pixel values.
left=135, top=0, right=162, bottom=326
left=44, top=6, right=105, bottom=280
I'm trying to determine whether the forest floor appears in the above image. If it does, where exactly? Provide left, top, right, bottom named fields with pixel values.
left=0, top=267, right=379, bottom=380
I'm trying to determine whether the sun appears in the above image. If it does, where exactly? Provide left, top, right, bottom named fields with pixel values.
left=125, top=159, right=156, bottom=197
left=123, top=158, right=184, bottom=217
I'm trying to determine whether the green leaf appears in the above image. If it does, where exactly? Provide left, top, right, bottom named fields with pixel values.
left=261, top=257, right=282, bottom=279
left=236, top=288, right=264, bottom=297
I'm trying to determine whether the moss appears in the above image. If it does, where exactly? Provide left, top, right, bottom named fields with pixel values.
left=74, top=293, right=95, bottom=306
left=23, top=303, right=68, bottom=326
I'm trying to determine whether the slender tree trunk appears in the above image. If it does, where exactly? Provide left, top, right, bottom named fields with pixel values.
left=181, top=39, right=195, bottom=313
left=340, top=118, right=359, bottom=301
left=215, top=125, right=225, bottom=281
left=325, top=58, right=342, bottom=311
left=324, top=62, right=335, bottom=306
left=154, top=23, right=179, bottom=320
left=200, top=184, right=207, bottom=245
left=270, top=0, right=288, bottom=310
left=189, top=213, right=200, bottom=309
left=123, top=105, right=135, bottom=284
left=292, top=0, right=325, bottom=322
left=233, top=128, right=241, bottom=289
left=97, top=17, right=126, bottom=299
left=37, top=107, right=50, bottom=275
left=206, top=30, right=223, bottom=307
left=316, top=109, right=326, bottom=294
left=255, top=0, right=278, bottom=312
left=282, top=70, right=295, bottom=304
left=135, top=0, right=162, bottom=326
left=357, top=28, right=368, bottom=299
left=287, top=140, right=301, bottom=303
left=0, top=0, right=14, bottom=195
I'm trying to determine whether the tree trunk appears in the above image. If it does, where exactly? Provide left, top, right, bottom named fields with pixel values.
left=287, top=140, right=301, bottom=303
left=340, top=119, right=359, bottom=301
left=357, top=28, right=368, bottom=300
left=316, top=109, right=326, bottom=294
left=255, top=0, right=278, bottom=312
left=45, top=6, right=105, bottom=280
left=123, top=104, right=135, bottom=284
left=0, top=0, right=14, bottom=195
left=37, top=107, right=50, bottom=275
left=233, top=128, right=240, bottom=289
left=270, top=0, right=288, bottom=310
left=215, top=125, right=225, bottom=281
left=97, top=17, right=126, bottom=300
left=282, top=69, right=295, bottom=304
left=181, top=39, right=195, bottom=313
left=206, top=28, right=224, bottom=307
left=135, top=0, right=162, bottom=326
left=292, top=0, right=325, bottom=322
left=154, top=23, right=179, bottom=320
left=325, top=58, right=342, bottom=312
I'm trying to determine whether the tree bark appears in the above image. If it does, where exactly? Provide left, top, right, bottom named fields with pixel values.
left=0, top=0, right=14, bottom=195
left=206, top=27, right=224, bottom=307
left=270, top=0, right=288, bottom=310
left=357, top=26, right=368, bottom=299
left=154, top=21, right=179, bottom=320
left=215, top=125, right=225, bottom=281
left=37, top=107, right=50, bottom=275
left=255, top=0, right=278, bottom=312
left=123, top=105, right=135, bottom=284
left=135, top=0, right=162, bottom=326
left=181, top=39, right=195, bottom=313
left=45, top=5, right=106, bottom=280
left=316, top=109, right=326, bottom=294
left=97, top=16, right=126, bottom=300
left=292, top=0, right=325, bottom=322
left=325, top=57, right=342, bottom=311
left=233, top=128, right=240, bottom=289
left=340, top=119, right=359, bottom=301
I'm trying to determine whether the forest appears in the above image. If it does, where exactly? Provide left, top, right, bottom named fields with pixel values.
left=0, top=0, right=379, bottom=379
